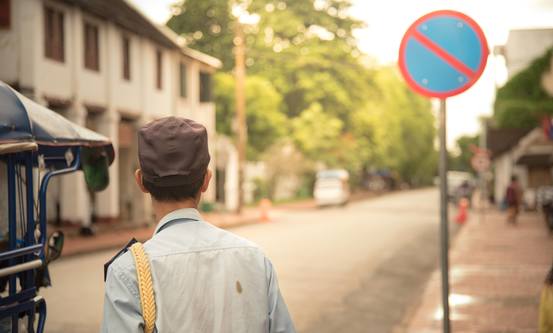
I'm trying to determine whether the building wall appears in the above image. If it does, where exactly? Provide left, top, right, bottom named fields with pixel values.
left=494, top=153, right=512, bottom=206
left=494, top=152, right=527, bottom=207
left=0, top=0, right=19, bottom=84
left=504, top=29, right=553, bottom=78
left=1, top=0, right=218, bottom=225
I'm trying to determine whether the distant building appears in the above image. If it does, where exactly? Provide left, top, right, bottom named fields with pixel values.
left=0, top=0, right=222, bottom=226
left=496, top=28, right=553, bottom=78
left=491, top=27, right=553, bottom=208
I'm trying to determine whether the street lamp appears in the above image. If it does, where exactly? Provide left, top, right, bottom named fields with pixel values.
left=232, top=4, right=259, bottom=213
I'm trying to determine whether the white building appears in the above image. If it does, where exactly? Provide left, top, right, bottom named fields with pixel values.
left=498, top=28, right=553, bottom=78
left=0, top=0, right=222, bottom=226
left=491, top=28, right=553, bottom=208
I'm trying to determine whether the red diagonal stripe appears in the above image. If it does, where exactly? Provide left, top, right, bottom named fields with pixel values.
left=412, top=29, right=476, bottom=79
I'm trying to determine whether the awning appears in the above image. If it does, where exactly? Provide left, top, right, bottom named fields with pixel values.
left=0, top=81, right=114, bottom=164
left=515, top=153, right=553, bottom=167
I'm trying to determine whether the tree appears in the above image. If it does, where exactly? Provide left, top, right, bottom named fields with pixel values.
left=356, top=68, right=436, bottom=186
left=167, top=0, right=235, bottom=70
left=167, top=0, right=372, bottom=123
left=167, top=1, right=436, bottom=188
left=291, top=103, right=343, bottom=163
left=214, top=72, right=287, bottom=159
left=449, top=135, right=479, bottom=172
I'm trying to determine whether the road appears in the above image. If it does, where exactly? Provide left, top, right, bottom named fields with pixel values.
left=41, top=188, right=443, bottom=333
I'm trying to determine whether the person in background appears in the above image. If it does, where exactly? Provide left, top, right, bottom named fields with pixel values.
left=505, top=175, right=522, bottom=224
left=539, top=263, right=553, bottom=333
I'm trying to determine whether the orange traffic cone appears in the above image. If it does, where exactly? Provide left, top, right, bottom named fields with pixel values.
left=259, top=198, right=272, bottom=222
left=455, top=198, right=469, bottom=224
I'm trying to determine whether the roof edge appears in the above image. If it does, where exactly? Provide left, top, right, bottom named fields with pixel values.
left=155, top=24, right=223, bottom=69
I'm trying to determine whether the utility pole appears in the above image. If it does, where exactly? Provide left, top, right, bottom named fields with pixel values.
left=234, top=20, right=247, bottom=213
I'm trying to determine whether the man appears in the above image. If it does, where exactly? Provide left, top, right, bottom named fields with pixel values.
left=102, top=117, right=295, bottom=333
left=505, top=175, right=522, bottom=224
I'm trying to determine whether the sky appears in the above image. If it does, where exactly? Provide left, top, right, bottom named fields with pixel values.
left=129, top=0, right=553, bottom=147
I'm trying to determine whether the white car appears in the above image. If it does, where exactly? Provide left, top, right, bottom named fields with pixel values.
left=314, top=169, right=350, bottom=206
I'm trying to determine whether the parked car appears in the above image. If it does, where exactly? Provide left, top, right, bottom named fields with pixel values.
left=314, top=169, right=350, bottom=207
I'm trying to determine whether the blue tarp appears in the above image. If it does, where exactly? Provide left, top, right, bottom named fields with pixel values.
left=0, top=81, right=114, bottom=163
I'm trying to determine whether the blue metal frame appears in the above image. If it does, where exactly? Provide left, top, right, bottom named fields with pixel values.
left=0, top=147, right=81, bottom=333
left=38, top=149, right=81, bottom=256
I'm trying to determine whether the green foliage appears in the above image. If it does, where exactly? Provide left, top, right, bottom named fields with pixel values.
left=357, top=68, right=437, bottom=185
left=449, top=134, right=479, bottom=173
left=494, top=48, right=553, bottom=128
left=167, top=0, right=235, bottom=70
left=168, top=0, right=436, bottom=187
left=291, top=103, right=343, bottom=161
left=214, top=72, right=287, bottom=159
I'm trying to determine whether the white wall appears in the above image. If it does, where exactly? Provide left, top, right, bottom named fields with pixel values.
left=0, top=0, right=220, bottom=223
left=505, top=29, right=553, bottom=78
left=0, top=0, right=19, bottom=84
left=35, top=1, right=73, bottom=100
left=113, top=32, right=143, bottom=116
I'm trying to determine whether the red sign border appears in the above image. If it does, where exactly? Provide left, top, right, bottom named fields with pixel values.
left=398, top=10, right=489, bottom=99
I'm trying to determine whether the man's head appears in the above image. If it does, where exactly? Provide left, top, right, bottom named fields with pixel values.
left=511, top=175, right=518, bottom=183
left=135, top=117, right=211, bottom=203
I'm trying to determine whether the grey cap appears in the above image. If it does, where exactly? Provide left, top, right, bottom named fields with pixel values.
left=138, top=117, right=210, bottom=187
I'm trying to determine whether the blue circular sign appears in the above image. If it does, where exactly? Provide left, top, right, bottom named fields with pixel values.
left=399, top=10, right=489, bottom=98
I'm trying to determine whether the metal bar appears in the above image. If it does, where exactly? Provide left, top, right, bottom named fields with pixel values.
left=0, top=244, right=42, bottom=262
left=439, top=99, right=451, bottom=332
left=38, top=148, right=80, bottom=255
left=35, top=296, right=47, bottom=333
left=0, top=259, right=42, bottom=278
left=0, top=288, right=36, bottom=306
left=0, top=297, right=40, bottom=319
left=6, top=154, right=17, bottom=333
left=27, top=304, right=35, bottom=333
left=25, top=153, right=35, bottom=291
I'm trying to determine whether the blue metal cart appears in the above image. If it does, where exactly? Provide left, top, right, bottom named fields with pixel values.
left=0, top=81, right=114, bottom=332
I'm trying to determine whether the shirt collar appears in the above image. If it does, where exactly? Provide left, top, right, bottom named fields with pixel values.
left=154, top=208, right=202, bottom=235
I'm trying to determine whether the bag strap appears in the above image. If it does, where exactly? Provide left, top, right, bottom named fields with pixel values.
left=130, top=242, right=156, bottom=333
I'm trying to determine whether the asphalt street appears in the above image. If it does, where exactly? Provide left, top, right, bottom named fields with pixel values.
left=40, top=188, right=443, bottom=333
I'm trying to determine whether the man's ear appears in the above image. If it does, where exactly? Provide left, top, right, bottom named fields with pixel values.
left=134, top=169, right=149, bottom=194
left=201, top=170, right=212, bottom=193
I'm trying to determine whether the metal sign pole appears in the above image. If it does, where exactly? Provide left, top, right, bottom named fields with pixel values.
left=439, top=98, right=451, bottom=333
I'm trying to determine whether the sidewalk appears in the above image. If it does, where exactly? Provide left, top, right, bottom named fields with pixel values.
left=404, top=208, right=553, bottom=332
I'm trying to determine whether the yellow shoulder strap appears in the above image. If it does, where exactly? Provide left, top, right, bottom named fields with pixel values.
left=130, top=242, right=157, bottom=333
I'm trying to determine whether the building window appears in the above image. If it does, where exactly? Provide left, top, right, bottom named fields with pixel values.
left=199, top=71, right=212, bottom=102
left=122, top=36, right=131, bottom=80
left=155, top=50, right=162, bottom=90
left=0, top=0, right=10, bottom=29
left=44, top=6, right=64, bottom=62
left=83, top=22, right=99, bottom=71
left=179, top=63, right=187, bottom=98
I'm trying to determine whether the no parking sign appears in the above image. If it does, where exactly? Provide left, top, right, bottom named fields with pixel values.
left=398, top=10, right=489, bottom=333
left=399, top=10, right=488, bottom=98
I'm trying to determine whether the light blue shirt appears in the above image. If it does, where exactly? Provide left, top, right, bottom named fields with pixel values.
left=101, top=208, right=295, bottom=333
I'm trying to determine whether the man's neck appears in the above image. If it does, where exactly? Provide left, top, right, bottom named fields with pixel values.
left=152, top=198, right=198, bottom=222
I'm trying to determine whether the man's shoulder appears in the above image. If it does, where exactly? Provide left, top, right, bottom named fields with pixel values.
left=104, top=240, right=137, bottom=283
left=151, top=219, right=264, bottom=253
left=202, top=222, right=264, bottom=252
